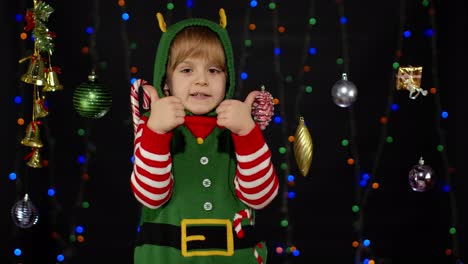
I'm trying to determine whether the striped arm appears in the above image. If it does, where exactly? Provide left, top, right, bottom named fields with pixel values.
left=131, top=116, right=174, bottom=209
left=232, top=125, right=279, bottom=209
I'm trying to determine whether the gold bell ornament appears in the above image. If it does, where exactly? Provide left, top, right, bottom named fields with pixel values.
left=293, top=117, right=313, bottom=177
left=26, top=148, right=43, bottom=168
left=33, top=85, right=49, bottom=118
left=21, top=121, right=43, bottom=148
left=43, top=66, right=63, bottom=92
left=19, top=55, right=46, bottom=86
left=33, top=98, right=49, bottom=118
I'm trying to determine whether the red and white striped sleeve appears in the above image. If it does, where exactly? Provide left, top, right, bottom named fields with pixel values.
left=130, top=115, right=174, bottom=209
left=231, top=124, right=279, bottom=209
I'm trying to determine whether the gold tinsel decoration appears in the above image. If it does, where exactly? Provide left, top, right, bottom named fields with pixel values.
left=293, top=117, right=313, bottom=177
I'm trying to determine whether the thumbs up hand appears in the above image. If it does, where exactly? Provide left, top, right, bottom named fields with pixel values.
left=143, top=84, right=185, bottom=134
left=216, top=90, right=261, bottom=136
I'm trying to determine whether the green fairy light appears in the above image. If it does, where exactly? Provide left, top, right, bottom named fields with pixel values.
left=279, top=147, right=286, bottom=154
left=341, top=139, right=349, bottom=147
left=82, top=201, right=90, bottom=209
left=280, top=220, right=288, bottom=227
left=352, top=205, right=360, bottom=213
left=449, top=227, right=456, bottom=235
left=280, top=163, right=288, bottom=170
left=77, top=128, right=85, bottom=136
left=308, top=17, right=317, bottom=25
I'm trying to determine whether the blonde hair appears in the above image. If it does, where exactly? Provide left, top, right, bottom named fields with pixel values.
left=166, top=26, right=226, bottom=80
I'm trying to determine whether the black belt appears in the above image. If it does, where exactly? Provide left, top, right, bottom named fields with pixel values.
left=135, top=222, right=261, bottom=251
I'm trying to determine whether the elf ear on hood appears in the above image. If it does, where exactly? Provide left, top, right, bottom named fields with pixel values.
left=151, top=9, right=236, bottom=109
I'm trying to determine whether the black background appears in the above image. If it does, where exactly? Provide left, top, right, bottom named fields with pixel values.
left=1, top=0, right=465, bottom=263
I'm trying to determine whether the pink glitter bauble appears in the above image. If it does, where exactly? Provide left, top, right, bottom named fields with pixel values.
left=252, top=88, right=274, bottom=130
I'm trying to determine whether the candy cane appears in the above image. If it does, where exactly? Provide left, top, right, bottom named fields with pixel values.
left=130, top=79, right=151, bottom=136
left=233, top=209, right=262, bottom=263
left=253, top=243, right=263, bottom=264
left=233, top=209, right=252, bottom=238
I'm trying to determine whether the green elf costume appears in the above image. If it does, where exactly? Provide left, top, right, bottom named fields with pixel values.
left=130, top=9, right=279, bottom=264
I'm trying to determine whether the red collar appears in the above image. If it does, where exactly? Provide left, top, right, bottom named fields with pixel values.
left=184, top=116, right=222, bottom=139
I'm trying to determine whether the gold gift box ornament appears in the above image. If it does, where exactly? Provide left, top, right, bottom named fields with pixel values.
left=396, top=66, right=428, bottom=99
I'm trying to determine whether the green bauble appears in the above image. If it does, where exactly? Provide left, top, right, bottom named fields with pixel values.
left=73, top=71, right=112, bottom=119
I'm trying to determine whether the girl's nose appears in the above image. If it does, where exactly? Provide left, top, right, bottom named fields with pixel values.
left=195, top=72, right=208, bottom=86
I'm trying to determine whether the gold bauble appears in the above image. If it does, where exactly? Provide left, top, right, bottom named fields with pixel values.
left=294, top=117, right=313, bottom=176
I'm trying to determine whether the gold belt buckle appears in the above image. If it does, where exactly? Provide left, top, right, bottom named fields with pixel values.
left=180, top=218, right=234, bottom=257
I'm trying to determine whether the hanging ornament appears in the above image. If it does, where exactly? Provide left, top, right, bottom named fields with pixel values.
left=331, top=73, right=358, bottom=107
left=408, top=157, right=436, bottom=192
left=396, top=66, right=427, bottom=99
left=26, top=148, right=43, bottom=168
left=252, top=85, right=275, bottom=130
left=293, top=117, right=313, bottom=177
left=11, top=194, right=39, bottom=228
left=19, top=54, right=46, bottom=86
left=43, top=65, right=63, bottom=92
left=73, top=70, right=112, bottom=119
left=21, top=121, right=43, bottom=148
left=33, top=97, right=49, bottom=118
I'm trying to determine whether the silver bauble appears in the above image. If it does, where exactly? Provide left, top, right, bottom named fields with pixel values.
left=11, top=194, right=39, bottom=228
left=332, top=73, right=358, bottom=107
left=408, top=157, right=436, bottom=192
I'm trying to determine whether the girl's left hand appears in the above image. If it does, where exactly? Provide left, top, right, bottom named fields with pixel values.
left=216, top=90, right=260, bottom=136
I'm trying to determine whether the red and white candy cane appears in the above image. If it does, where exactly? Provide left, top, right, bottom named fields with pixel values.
left=233, top=209, right=253, bottom=239
left=233, top=209, right=263, bottom=263
left=253, top=243, right=264, bottom=264
left=130, top=79, right=151, bottom=136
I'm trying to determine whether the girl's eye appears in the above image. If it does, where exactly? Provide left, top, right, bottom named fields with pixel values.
left=180, top=68, right=192, bottom=73
left=209, top=68, right=222, bottom=73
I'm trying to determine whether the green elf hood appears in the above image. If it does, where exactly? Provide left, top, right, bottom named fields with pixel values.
left=152, top=11, right=235, bottom=116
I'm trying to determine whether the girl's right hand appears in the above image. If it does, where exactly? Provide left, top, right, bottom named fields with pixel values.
left=143, top=85, right=185, bottom=134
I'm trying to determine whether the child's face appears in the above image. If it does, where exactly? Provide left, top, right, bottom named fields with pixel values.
left=167, top=57, right=226, bottom=115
